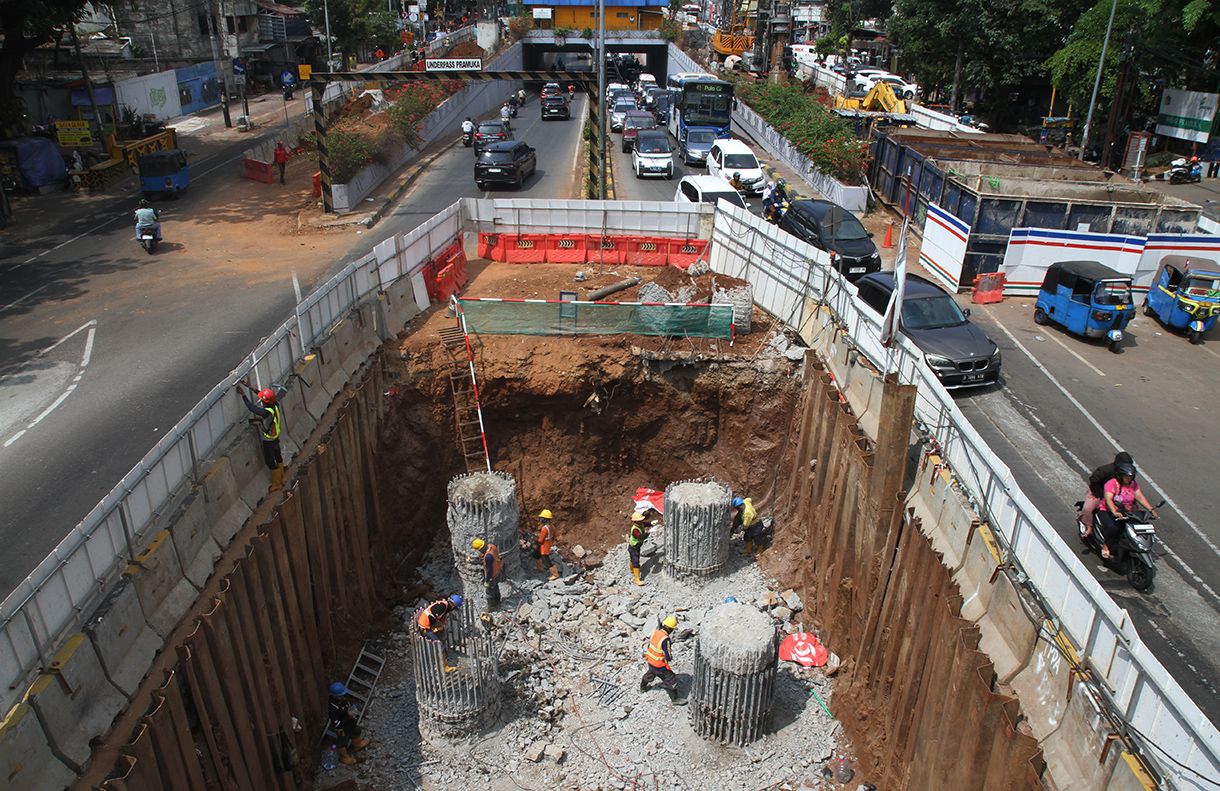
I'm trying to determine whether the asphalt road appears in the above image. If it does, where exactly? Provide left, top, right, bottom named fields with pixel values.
left=0, top=92, right=587, bottom=599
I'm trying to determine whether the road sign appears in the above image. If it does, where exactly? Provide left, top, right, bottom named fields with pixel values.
left=56, top=120, right=93, bottom=147
left=282, top=70, right=296, bottom=86
left=424, top=59, right=482, bottom=71
left=235, top=74, right=247, bottom=85
left=401, top=31, right=414, bottom=45
left=408, top=4, right=419, bottom=12
left=298, top=64, right=312, bottom=80
left=408, top=11, right=419, bottom=22
left=232, top=58, right=246, bottom=75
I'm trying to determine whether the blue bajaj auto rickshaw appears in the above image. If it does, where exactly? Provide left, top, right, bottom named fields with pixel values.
left=138, top=149, right=189, bottom=198
left=1142, top=255, right=1220, bottom=345
left=1034, top=260, right=1134, bottom=352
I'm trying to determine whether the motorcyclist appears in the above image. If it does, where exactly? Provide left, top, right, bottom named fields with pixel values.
left=729, top=171, right=744, bottom=192
left=501, top=101, right=512, bottom=122
left=1081, top=451, right=1132, bottom=535
left=134, top=199, right=161, bottom=242
left=568, top=83, right=576, bottom=97
left=461, top=117, right=474, bottom=135
left=517, top=88, right=526, bottom=106
left=1097, top=462, right=1157, bottom=560
left=773, top=178, right=789, bottom=204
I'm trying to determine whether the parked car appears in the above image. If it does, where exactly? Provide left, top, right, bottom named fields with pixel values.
left=674, top=174, right=747, bottom=208
left=474, top=140, right=537, bottom=189
left=541, top=95, right=571, bottom=120
left=610, top=98, right=637, bottom=131
left=632, top=130, right=673, bottom=179
left=621, top=111, right=657, bottom=152
left=777, top=199, right=881, bottom=281
left=473, top=120, right=511, bottom=152
left=678, top=127, right=718, bottom=166
left=854, top=272, right=1002, bottom=388
left=706, top=139, right=765, bottom=195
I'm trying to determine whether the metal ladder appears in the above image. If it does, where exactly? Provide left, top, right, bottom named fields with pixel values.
left=322, top=641, right=386, bottom=745
left=439, top=319, right=490, bottom=473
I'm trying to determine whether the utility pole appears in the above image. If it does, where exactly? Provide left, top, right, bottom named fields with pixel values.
left=69, top=26, right=107, bottom=154
left=1078, top=0, right=1117, bottom=160
left=205, top=0, right=233, bottom=127
left=1100, top=30, right=1136, bottom=170
left=597, top=0, right=606, bottom=200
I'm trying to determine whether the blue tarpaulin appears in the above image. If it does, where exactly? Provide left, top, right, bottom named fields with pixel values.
left=0, top=138, right=68, bottom=187
left=71, top=87, right=116, bottom=106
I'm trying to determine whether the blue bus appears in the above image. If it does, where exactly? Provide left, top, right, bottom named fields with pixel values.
left=665, top=73, right=733, bottom=141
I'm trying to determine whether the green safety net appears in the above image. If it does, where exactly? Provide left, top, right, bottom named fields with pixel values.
left=456, top=299, right=735, bottom=339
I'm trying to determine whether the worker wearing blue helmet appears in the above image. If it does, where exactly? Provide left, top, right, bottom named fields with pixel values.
left=328, top=681, right=371, bottom=764
left=731, top=495, right=762, bottom=553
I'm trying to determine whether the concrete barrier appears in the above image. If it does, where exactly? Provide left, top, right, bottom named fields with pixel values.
left=379, top=277, right=423, bottom=340
left=315, top=330, right=349, bottom=398
left=169, top=489, right=225, bottom=588
left=0, top=702, right=78, bottom=791
left=83, top=577, right=162, bottom=696
left=201, top=455, right=253, bottom=548
left=226, top=433, right=274, bottom=513
left=294, top=353, right=331, bottom=423
left=25, top=634, right=126, bottom=772
left=124, top=530, right=198, bottom=639
left=278, top=377, right=319, bottom=459
left=336, top=304, right=381, bottom=379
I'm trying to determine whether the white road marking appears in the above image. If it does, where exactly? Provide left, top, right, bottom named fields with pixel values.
left=990, top=319, right=1220, bottom=606
left=0, top=284, right=49, bottom=315
left=2, top=323, right=97, bottom=448
left=1044, top=331, right=1105, bottom=376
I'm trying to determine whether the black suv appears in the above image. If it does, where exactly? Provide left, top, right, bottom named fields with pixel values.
left=854, top=272, right=1002, bottom=389
left=475, top=141, right=537, bottom=189
left=778, top=199, right=882, bottom=282
left=473, top=121, right=511, bottom=152
left=541, top=95, right=570, bottom=120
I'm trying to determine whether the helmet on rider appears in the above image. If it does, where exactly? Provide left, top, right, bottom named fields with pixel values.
left=139, top=199, right=150, bottom=207
left=258, top=388, right=277, bottom=405
left=733, top=171, right=741, bottom=179
left=732, top=497, right=744, bottom=508
left=330, top=682, right=348, bottom=696
left=776, top=178, right=786, bottom=190
left=1191, top=156, right=1199, bottom=163
left=1115, top=462, right=1136, bottom=480
left=449, top=594, right=463, bottom=607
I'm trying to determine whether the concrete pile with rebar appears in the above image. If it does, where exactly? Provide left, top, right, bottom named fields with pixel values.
left=408, top=600, right=501, bottom=740
left=663, top=479, right=733, bottom=580
left=447, top=471, right=521, bottom=609
left=690, top=601, right=780, bottom=745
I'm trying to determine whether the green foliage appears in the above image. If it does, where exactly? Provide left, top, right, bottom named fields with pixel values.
left=554, top=25, right=573, bottom=37
left=814, top=34, right=837, bottom=56
left=0, top=0, right=91, bottom=124
left=659, top=17, right=682, bottom=41
left=729, top=77, right=869, bottom=183
left=302, top=0, right=401, bottom=59
left=328, top=125, right=377, bottom=183
left=581, top=26, right=594, bottom=37
left=384, top=81, right=462, bottom=149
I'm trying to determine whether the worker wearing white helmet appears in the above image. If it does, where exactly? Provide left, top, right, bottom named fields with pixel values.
left=641, top=616, right=686, bottom=705
left=627, top=511, right=649, bottom=586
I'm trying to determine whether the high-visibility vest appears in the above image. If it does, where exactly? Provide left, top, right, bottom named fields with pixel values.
left=645, top=629, right=670, bottom=668
left=628, top=523, right=647, bottom=547
left=741, top=498, right=759, bottom=527
left=484, top=543, right=502, bottom=580
left=417, top=601, right=448, bottom=631
left=260, top=403, right=282, bottom=441
left=538, top=522, right=553, bottom=554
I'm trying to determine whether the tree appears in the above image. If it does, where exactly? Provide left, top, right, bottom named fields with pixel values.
left=303, top=0, right=402, bottom=61
left=824, top=0, right=893, bottom=67
left=0, top=0, right=91, bottom=134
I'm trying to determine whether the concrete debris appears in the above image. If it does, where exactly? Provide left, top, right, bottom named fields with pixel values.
left=543, top=744, right=566, bottom=763
left=524, top=741, right=546, bottom=762
left=782, top=589, right=804, bottom=613
left=688, top=259, right=711, bottom=276
left=638, top=282, right=672, bottom=304
left=573, top=544, right=587, bottom=558
left=574, top=270, right=587, bottom=282
left=759, top=591, right=782, bottom=609
left=772, top=606, right=793, bottom=622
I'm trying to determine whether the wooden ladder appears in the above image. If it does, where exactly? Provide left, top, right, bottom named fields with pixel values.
left=438, top=322, right=490, bottom=473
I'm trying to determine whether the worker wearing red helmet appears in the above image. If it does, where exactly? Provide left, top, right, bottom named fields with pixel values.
left=237, top=380, right=285, bottom=491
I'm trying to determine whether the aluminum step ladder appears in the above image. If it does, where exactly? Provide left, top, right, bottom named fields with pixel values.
left=321, top=640, right=386, bottom=745
left=439, top=318, right=491, bottom=473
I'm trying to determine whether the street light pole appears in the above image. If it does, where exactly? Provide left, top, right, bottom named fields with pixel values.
left=324, top=0, right=334, bottom=67
left=597, top=0, right=606, bottom=199
left=1079, top=0, right=1117, bottom=161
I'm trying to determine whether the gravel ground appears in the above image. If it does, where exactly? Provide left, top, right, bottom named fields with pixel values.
left=317, top=534, right=860, bottom=791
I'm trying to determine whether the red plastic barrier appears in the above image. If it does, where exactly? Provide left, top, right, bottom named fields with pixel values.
left=436, top=262, right=460, bottom=300
left=478, top=232, right=504, bottom=261
left=312, top=171, right=322, bottom=197
left=545, top=235, right=587, bottom=263
left=667, top=239, right=708, bottom=269
left=448, top=245, right=469, bottom=292
left=243, top=158, right=274, bottom=184
left=504, top=234, right=547, bottom=263
left=972, top=272, right=1006, bottom=304
left=586, top=235, right=627, bottom=265
left=627, top=237, right=668, bottom=266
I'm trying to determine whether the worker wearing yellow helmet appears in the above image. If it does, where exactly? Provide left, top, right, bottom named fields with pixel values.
left=641, top=615, right=686, bottom=705
left=627, top=511, right=649, bottom=586
left=534, top=509, right=559, bottom=581
left=468, top=538, right=503, bottom=611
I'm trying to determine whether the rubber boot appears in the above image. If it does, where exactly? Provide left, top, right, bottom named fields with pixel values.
left=632, top=566, right=644, bottom=586
left=667, top=688, right=688, bottom=706
left=640, top=678, right=650, bottom=692
left=547, top=564, right=559, bottom=581
left=269, top=465, right=284, bottom=492
left=351, top=737, right=371, bottom=751
left=739, top=541, right=754, bottom=554
left=338, top=747, right=357, bottom=765
left=534, top=557, right=546, bottom=573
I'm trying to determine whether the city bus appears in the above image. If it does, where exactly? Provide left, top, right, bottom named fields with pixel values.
left=665, top=74, right=733, bottom=141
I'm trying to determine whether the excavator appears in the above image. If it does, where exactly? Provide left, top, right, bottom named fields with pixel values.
left=834, top=80, right=907, bottom=114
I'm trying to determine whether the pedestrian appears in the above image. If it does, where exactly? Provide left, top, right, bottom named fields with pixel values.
left=535, top=509, right=559, bottom=580
left=732, top=496, right=763, bottom=553
left=468, top=539, right=503, bottom=611
left=328, top=682, right=371, bottom=765
left=627, top=511, right=649, bottom=586
left=237, top=381, right=285, bottom=491
left=640, top=616, right=686, bottom=705
left=274, top=140, right=288, bottom=184
left=1209, top=159, right=1220, bottom=179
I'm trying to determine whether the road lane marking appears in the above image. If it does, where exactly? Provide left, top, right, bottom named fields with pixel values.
left=990, top=318, right=1220, bottom=605
left=1043, top=331, right=1105, bottom=376
left=0, top=284, right=49, bottom=315
left=3, top=324, right=96, bottom=448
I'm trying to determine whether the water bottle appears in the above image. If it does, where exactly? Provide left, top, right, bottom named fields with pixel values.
left=320, top=744, right=338, bottom=771
left=833, top=755, right=854, bottom=784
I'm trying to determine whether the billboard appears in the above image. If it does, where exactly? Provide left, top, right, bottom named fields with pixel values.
left=1155, top=88, right=1218, bottom=143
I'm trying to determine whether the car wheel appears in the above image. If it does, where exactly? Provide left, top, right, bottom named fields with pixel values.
left=666, top=169, right=673, bottom=180
left=1033, top=307, right=1048, bottom=325
left=904, top=90, right=914, bottom=100
left=1141, top=300, right=1153, bottom=317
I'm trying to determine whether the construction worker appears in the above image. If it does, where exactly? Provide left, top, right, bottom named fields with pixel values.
left=534, top=510, right=559, bottom=580
left=733, top=496, right=763, bottom=553
left=237, top=381, right=285, bottom=491
left=627, top=512, right=648, bottom=586
left=328, top=682, right=371, bottom=765
left=640, top=616, right=686, bottom=705
left=416, top=595, right=462, bottom=641
left=468, top=539, right=503, bottom=611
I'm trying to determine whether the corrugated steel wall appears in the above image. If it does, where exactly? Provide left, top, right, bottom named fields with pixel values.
left=778, top=362, right=1045, bottom=791
left=96, top=361, right=385, bottom=791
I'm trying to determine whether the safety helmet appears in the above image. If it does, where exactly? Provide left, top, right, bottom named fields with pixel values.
left=1191, top=156, right=1199, bottom=163
left=277, top=139, right=283, bottom=145
left=258, top=388, right=277, bottom=404
left=449, top=594, right=463, bottom=607
left=776, top=178, right=786, bottom=189
left=631, top=512, right=646, bottom=522
left=733, top=171, right=741, bottom=179
left=725, top=596, right=738, bottom=603
left=139, top=199, right=150, bottom=207
left=732, top=497, right=744, bottom=508
left=1116, top=462, right=1137, bottom=479
left=662, top=616, right=678, bottom=630
left=539, top=509, right=553, bottom=520
left=329, top=682, right=347, bottom=696
left=472, top=539, right=485, bottom=551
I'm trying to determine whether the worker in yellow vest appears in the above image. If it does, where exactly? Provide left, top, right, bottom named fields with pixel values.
left=627, top=512, right=649, bottom=586
left=238, top=381, right=285, bottom=491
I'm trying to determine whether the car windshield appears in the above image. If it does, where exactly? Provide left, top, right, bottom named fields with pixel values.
left=687, top=131, right=716, bottom=145
left=1182, top=275, right=1220, bottom=299
left=625, top=117, right=655, bottom=129
left=478, top=150, right=515, bottom=163
left=901, top=295, right=967, bottom=330
left=828, top=214, right=869, bottom=241
left=477, top=124, right=504, bottom=134
left=724, top=153, right=758, bottom=169
left=614, top=100, right=636, bottom=111
left=637, top=138, right=670, bottom=154
left=705, top=190, right=747, bottom=208
left=1093, top=281, right=1133, bottom=306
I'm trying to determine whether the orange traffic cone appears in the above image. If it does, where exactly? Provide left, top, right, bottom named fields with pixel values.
left=883, top=221, right=894, bottom=248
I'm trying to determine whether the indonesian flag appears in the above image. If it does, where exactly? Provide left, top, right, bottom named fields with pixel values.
left=779, top=633, right=828, bottom=667
left=880, top=218, right=909, bottom=348
left=633, top=488, right=665, bottom=515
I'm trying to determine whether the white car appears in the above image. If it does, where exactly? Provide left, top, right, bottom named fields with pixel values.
left=632, top=130, right=674, bottom=179
left=853, top=72, right=919, bottom=100
left=605, top=82, right=628, bottom=104
left=706, top=139, right=765, bottom=195
left=674, top=175, right=747, bottom=208
left=610, top=98, right=636, bottom=131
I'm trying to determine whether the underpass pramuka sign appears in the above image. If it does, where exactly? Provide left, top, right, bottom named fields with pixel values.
left=425, top=59, right=482, bottom=71
left=1156, top=89, right=1218, bottom=143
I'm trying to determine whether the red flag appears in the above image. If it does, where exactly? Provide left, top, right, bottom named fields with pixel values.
left=779, top=633, right=828, bottom=667
left=633, top=488, right=665, bottom=514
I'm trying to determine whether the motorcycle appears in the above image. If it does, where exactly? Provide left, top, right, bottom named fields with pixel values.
left=137, top=226, right=158, bottom=254
left=507, top=98, right=519, bottom=118
left=462, top=129, right=474, bottom=147
left=1075, top=500, right=1162, bottom=590
left=1168, top=157, right=1202, bottom=184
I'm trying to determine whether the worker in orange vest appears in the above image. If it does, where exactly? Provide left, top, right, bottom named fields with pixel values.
left=469, top=539, right=503, bottom=610
left=417, top=595, right=462, bottom=671
left=535, top=509, right=559, bottom=580
left=641, top=616, right=686, bottom=705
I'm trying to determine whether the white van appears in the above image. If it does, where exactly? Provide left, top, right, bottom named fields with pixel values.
left=706, top=139, right=766, bottom=196
left=636, top=73, right=658, bottom=91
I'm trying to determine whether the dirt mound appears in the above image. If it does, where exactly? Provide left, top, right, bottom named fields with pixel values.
left=445, top=41, right=484, bottom=59
left=335, top=92, right=376, bottom=118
